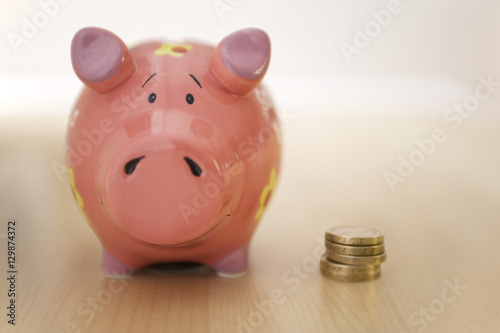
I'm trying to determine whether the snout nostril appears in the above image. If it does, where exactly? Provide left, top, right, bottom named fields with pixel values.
left=184, top=157, right=202, bottom=177
left=124, top=156, right=145, bottom=175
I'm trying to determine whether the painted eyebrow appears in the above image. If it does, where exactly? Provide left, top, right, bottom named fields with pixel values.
left=142, top=73, right=157, bottom=88
left=189, top=74, right=202, bottom=88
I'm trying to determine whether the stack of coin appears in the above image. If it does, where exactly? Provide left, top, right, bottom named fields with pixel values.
left=320, top=226, right=386, bottom=282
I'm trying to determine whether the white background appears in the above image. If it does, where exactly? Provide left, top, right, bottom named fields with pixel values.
left=1, top=0, right=500, bottom=115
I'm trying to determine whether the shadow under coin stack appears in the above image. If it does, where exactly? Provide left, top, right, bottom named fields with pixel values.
left=320, top=226, right=386, bottom=282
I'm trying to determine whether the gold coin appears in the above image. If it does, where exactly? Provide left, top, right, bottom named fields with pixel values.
left=326, top=252, right=387, bottom=265
left=319, top=254, right=380, bottom=274
left=320, top=266, right=381, bottom=282
left=325, top=226, right=384, bottom=245
left=320, top=255, right=381, bottom=282
left=325, top=240, right=385, bottom=256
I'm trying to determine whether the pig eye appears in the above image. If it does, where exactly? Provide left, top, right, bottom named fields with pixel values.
left=186, top=93, right=194, bottom=105
left=148, top=93, right=156, bottom=103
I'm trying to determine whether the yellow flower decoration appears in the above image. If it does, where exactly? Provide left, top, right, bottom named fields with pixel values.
left=254, top=168, right=277, bottom=221
left=154, top=43, right=193, bottom=57
left=67, top=166, right=88, bottom=222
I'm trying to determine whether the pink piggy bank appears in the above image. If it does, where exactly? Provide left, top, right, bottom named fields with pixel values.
left=66, top=27, right=281, bottom=278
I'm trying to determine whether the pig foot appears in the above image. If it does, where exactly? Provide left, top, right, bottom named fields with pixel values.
left=212, top=244, right=249, bottom=278
left=102, top=249, right=134, bottom=278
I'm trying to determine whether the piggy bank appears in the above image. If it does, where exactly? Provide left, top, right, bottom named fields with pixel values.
left=66, top=27, right=281, bottom=278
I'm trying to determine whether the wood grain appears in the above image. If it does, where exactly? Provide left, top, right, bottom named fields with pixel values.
left=1, top=113, right=499, bottom=333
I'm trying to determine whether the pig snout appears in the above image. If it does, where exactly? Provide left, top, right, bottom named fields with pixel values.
left=101, top=139, right=229, bottom=246
left=124, top=156, right=201, bottom=177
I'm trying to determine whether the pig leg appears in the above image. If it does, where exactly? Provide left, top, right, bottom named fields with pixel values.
left=212, top=244, right=249, bottom=278
left=102, top=249, right=134, bottom=278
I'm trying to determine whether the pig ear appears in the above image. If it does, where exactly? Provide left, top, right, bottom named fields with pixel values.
left=71, top=27, right=135, bottom=93
left=209, top=28, right=271, bottom=96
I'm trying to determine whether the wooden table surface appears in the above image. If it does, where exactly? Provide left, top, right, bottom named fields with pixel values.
left=1, top=112, right=499, bottom=333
